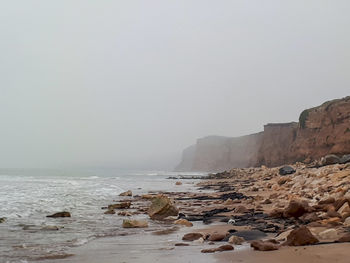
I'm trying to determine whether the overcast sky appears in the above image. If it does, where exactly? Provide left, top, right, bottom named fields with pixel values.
left=0, top=1, right=349, bottom=169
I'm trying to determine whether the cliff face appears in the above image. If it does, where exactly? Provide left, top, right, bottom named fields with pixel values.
left=176, top=96, right=350, bottom=171
left=175, top=144, right=196, bottom=172
left=257, top=122, right=298, bottom=167
left=290, top=97, right=350, bottom=162
left=177, top=133, right=263, bottom=172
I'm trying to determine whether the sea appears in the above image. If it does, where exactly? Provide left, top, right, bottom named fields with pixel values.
left=0, top=168, right=206, bottom=263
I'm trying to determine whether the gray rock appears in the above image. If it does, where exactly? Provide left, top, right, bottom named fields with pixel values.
left=340, top=154, right=350, bottom=164
left=279, top=166, right=296, bottom=175
left=321, top=154, right=340, bottom=166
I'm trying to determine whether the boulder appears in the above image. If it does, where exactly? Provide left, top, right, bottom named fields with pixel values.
left=108, top=202, right=131, bottom=210
left=175, top=243, right=190, bottom=246
left=283, top=200, right=310, bottom=218
left=182, top=232, right=204, bottom=241
left=318, top=229, right=338, bottom=240
left=208, top=233, right=226, bottom=241
left=175, top=181, right=182, bottom=186
left=0, top=217, right=6, bottom=223
left=174, top=219, right=193, bottom=227
left=47, top=212, right=71, bottom=218
left=119, top=190, right=132, bottom=197
left=340, top=154, right=350, bottom=164
left=228, top=235, right=245, bottom=245
left=201, top=245, right=233, bottom=253
left=251, top=240, right=279, bottom=251
left=279, top=166, right=296, bottom=176
left=148, top=195, right=179, bottom=220
left=321, top=154, right=340, bottom=166
left=122, top=219, right=148, bottom=228
left=284, top=226, right=319, bottom=246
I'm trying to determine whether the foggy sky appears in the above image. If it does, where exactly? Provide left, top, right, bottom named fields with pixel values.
left=0, top=1, right=349, bottom=169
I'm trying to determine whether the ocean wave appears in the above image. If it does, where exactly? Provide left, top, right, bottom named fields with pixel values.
left=80, top=176, right=100, bottom=180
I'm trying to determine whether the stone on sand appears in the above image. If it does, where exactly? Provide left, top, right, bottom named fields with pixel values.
left=148, top=195, right=179, bottom=220
left=174, top=219, right=193, bottom=227
left=228, top=235, right=245, bottom=245
left=182, top=232, right=204, bottom=241
left=250, top=240, right=279, bottom=251
left=284, top=226, right=319, bottom=246
left=122, top=219, right=148, bottom=228
left=201, top=245, right=233, bottom=253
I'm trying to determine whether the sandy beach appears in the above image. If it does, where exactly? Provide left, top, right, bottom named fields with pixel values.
left=34, top=161, right=350, bottom=263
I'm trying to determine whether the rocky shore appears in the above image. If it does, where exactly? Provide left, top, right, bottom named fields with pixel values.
left=97, top=155, right=350, bottom=262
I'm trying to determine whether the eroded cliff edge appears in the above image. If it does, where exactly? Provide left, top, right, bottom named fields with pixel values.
left=175, top=96, right=350, bottom=172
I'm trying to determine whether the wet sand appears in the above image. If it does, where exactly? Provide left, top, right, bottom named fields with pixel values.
left=216, top=243, right=350, bottom=263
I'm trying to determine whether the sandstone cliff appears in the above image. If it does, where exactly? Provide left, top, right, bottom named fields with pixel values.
left=176, top=96, right=350, bottom=172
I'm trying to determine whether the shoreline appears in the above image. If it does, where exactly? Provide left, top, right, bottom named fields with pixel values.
left=40, top=162, right=350, bottom=262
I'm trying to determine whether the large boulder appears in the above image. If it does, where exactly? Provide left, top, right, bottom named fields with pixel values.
left=283, top=200, right=310, bottom=218
left=148, top=195, right=179, bottom=220
left=0, top=217, right=6, bottom=223
left=284, top=226, right=319, bottom=246
left=279, top=166, right=296, bottom=176
left=108, top=202, right=131, bottom=210
left=250, top=240, right=279, bottom=251
left=321, top=154, right=341, bottom=166
left=47, top=212, right=71, bottom=218
left=122, top=219, right=148, bottom=228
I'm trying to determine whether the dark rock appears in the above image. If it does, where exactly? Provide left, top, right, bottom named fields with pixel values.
left=0, top=217, right=6, bottom=223
left=284, top=226, right=319, bottom=246
left=47, top=212, right=71, bottom=218
left=175, top=243, right=190, bottom=246
left=182, top=233, right=204, bottom=241
left=108, top=202, right=131, bottom=210
left=233, top=230, right=267, bottom=241
left=279, top=166, right=296, bottom=176
left=104, top=209, right=116, bottom=215
left=251, top=240, right=279, bottom=251
left=340, top=154, right=350, bottom=164
left=321, top=154, right=341, bottom=166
